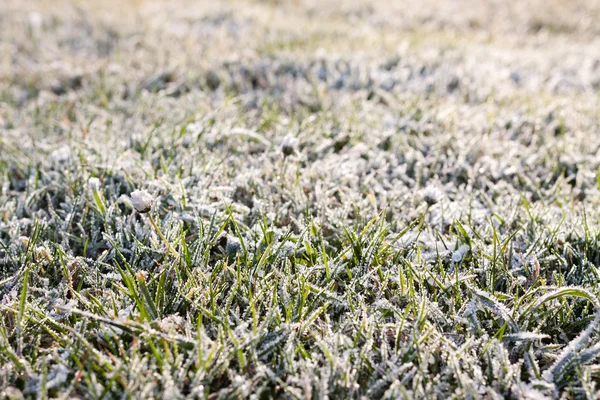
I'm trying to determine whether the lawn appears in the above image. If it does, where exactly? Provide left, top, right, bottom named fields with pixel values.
left=2, top=0, right=600, bottom=398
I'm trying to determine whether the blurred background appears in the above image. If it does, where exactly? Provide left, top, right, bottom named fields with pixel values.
left=2, top=0, right=599, bottom=109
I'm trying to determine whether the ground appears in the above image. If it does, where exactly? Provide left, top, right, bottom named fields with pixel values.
left=2, top=0, right=600, bottom=398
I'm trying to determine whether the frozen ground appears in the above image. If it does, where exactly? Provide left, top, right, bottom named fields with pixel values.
left=2, top=0, right=600, bottom=398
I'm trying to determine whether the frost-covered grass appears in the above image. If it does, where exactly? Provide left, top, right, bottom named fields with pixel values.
left=2, top=0, right=600, bottom=398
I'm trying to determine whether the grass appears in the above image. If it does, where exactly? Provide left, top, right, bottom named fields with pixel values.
left=2, top=0, right=600, bottom=398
